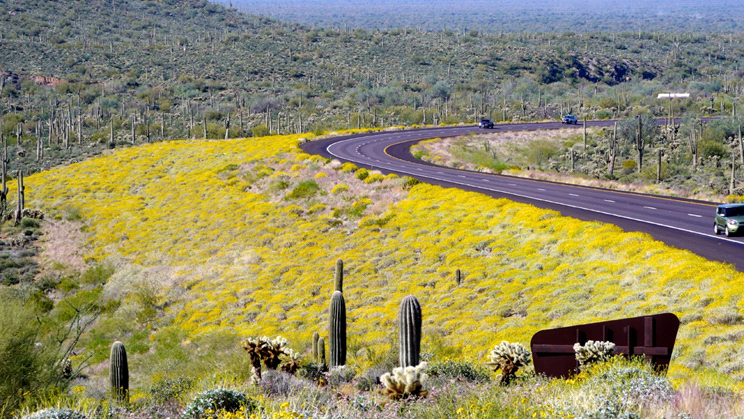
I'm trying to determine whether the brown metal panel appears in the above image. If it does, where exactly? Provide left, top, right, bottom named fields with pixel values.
left=530, top=313, right=680, bottom=378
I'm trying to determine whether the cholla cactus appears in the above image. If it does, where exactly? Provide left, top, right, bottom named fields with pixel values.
left=379, top=362, right=429, bottom=400
left=241, top=336, right=292, bottom=382
left=574, top=340, right=615, bottom=367
left=280, top=348, right=301, bottom=375
left=486, top=341, right=531, bottom=385
left=262, top=336, right=289, bottom=369
left=242, top=337, right=267, bottom=382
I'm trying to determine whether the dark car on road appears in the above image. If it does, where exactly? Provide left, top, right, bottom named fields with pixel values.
left=562, top=115, right=579, bottom=124
left=479, top=118, right=495, bottom=129
left=714, top=203, right=744, bottom=236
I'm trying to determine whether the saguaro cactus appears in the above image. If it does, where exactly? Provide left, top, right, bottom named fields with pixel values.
left=318, top=337, right=326, bottom=366
left=312, top=331, right=320, bottom=362
left=334, top=259, right=343, bottom=292
left=329, top=291, right=346, bottom=367
left=14, top=170, right=24, bottom=224
left=110, top=341, right=129, bottom=402
left=399, top=295, right=422, bottom=368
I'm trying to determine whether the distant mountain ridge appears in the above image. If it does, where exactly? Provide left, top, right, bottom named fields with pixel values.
left=223, top=0, right=744, bottom=33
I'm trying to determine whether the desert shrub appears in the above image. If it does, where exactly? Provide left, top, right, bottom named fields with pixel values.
left=0, top=294, right=58, bottom=414
left=577, top=398, right=642, bottom=419
left=183, top=388, right=254, bottom=419
left=20, top=218, right=40, bottom=229
left=285, top=180, right=320, bottom=199
left=581, top=358, right=676, bottom=407
left=355, top=168, right=369, bottom=180
left=400, top=176, right=419, bottom=189
left=259, top=371, right=312, bottom=397
left=699, top=140, right=727, bottom=159
left=364, top=173, right=385, bottom=183
left=60, top=206, right=83, bottom=221
left=526, top=139, right=560, bottom=166
left=251, top=124, right=269, bottom=137
left=326, top=366, right=357, bottom=387
left=622, top=160, right=637, bottom=174
left=595, top=109, right=613, bottom=119
left=268, top=178, right=290, bottom=192
left=339, top=162, right=357, bottom=173
left=150, top=377, right=194, bottom=404
left=297, top=362, right=326, bottom=384
left=426, top=360, right=491, bottom=383
left=22, top=408, right=86, bottom=419
left=80, top=262, right=115, bottom=286
left=331, top=184, right=349, bottom=194
left=354, top=367, right=389, bottom=391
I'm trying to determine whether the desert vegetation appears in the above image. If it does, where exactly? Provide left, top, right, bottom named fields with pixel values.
left=2, top=0, right=744, bottom=417
left=2, top=0, right=744, bottom=180
left=0, top=131, right=740, bottom=418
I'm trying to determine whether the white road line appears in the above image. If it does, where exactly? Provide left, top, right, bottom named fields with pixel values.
left=604, top=200, right=615, bottom=203
left=325, top=133, right=741, bottom=245
left=538, top=188, right=546, bottom=191
left=569, top=193, right=579, bottom=197
left=644, top=206, right=656, bottom=210
left=458, top=175, right=467, bottom=178
left=688, top=214, right=702, bottom=218
left=508, top=183, right=517, bottom=186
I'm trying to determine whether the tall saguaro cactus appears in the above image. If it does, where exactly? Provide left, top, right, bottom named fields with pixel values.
left=399, top=295, right=422, bottom=368
left=14, top=170, right=24, bottom=224
left=328, top=291, right=346, bottom=367
left=0, top=133, right=7, bottom=217
left=110, top=341, right=129, bottom=402
left=334, top=259, right=343, bottom=292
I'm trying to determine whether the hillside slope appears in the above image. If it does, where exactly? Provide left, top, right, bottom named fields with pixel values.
left=19, top=133, right=744, bottom=390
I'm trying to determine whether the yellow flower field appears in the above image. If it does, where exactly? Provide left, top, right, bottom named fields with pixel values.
left=22, top=134, right=744, bottom=387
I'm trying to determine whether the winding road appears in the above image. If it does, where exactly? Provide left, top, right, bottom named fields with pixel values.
left=301, top=122, right=744, bottom=272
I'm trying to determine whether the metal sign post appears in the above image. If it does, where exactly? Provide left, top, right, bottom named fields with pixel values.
left=531, top=313, right=680, bottom=378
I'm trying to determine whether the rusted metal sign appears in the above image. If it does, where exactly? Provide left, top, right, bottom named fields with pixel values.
left=530, top=313, right=680, bottom=378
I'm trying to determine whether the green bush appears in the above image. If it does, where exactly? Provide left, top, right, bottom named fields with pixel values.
left=285, top=180, right=320, bottom=199
left=621, top=160, right=637, bottom=174
left=400, top=176, right=419, bottom=190
left=526, top=139, right=560, bottom=166
left=80, top=262, right=115, bottom=286
left=20, top=218, right=40, bottom=229
left=0, top=293, right=59, bottom=414
left=355, top=168, right=369, bottom=181
left=183, top=388, right=255, bottom=419
left=252, top=125, right=269, bottom=137
left=150, top=377, right=194, bottom=404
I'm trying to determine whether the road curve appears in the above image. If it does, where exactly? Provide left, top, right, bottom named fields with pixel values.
left=301, top=122, right=744, bottom=272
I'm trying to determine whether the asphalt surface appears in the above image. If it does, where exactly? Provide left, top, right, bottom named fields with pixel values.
left=301, top=122, right=744, bottom=272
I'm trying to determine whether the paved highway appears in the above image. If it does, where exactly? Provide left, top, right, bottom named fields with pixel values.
left=301, top=122, right=744, bottom=271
